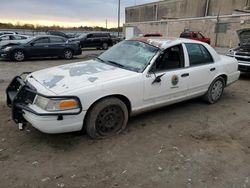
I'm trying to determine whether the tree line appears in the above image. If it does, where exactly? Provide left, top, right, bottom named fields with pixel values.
left=0, top=22, right=121, bottom=32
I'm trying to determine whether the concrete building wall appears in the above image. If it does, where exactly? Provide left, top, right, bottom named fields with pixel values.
left=208, top=0, right=247, bottom=16
left=125, top=0, right=248, bottom=23
left=124, top=15, right=250, bottom=47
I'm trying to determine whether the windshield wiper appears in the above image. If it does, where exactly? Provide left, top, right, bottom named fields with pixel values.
left=96, top=57, right=105, bottom=62
left=106, top=60, right=125, bottom=68
left=96, top=58, right=126, bottom=69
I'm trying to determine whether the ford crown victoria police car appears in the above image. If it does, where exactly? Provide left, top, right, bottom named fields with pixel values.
left=6, top=38, right=240, bottom=138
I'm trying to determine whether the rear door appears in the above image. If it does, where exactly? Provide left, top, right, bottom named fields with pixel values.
left=184, top=43, right=218, bottom=96
left=48, top=37, right=66, bottom=56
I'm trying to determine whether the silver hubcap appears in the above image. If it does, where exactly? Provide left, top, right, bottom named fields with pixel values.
left=14, top=51, right=24, bottom=61
left=103, top=43, right=108, bottom=49
left=211, top=80, right=223, bottom=101
left=65, top=50, right=72, bottom=59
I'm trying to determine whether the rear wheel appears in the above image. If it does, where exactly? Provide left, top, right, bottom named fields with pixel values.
left=63, top=49, right=73, bottom=59
left=85, top=98, right=128, bottom=139
left=12, top=50, right=25, bottom=62
left=204, top=77, right=225, bottom=104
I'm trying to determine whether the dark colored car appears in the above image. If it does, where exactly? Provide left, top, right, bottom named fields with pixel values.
left=0, top=35, right=82, bottom=62
left=46, top=30, right=74, bottom=39
left=180, top=31, right=211, bottom=44
left=144, top=33, right=163, bottom=37
left=70, top=32, right=113, bottom=50
left=110, top=34, right=123, bottom=44
left=227, top=29, right=250, bottom=72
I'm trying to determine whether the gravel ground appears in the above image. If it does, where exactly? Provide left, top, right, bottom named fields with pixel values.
left=0, top=49, right=250, bottom=188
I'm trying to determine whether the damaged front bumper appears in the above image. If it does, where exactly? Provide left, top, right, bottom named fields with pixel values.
left=6, top=73, right=85, bottom=133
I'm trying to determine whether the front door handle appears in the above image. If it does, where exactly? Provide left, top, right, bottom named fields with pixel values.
left=210, top=68, right=216, bottom=71
left=181, top=73, right=189, bottom=77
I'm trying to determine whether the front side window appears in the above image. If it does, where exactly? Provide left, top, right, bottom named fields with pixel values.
left=185, top=43, right=213, bottom=66
left=151, top=44, right=184, bottom=72
left=99, top=40, right=159, bottom=72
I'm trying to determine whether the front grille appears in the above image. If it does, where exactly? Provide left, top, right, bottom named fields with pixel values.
left=236, top=52, right=250, bottom=56
left=235, top=57, right=250, bottom=62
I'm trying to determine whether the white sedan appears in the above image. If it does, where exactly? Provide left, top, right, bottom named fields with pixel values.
left=0, top=34, right=31, bottom=47
left=6, top=38, right=240, bottom=138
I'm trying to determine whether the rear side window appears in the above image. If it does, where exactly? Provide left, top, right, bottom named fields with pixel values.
left=185, top=43, right=213, bottom=66
left=50, top=37, right=65, bottom=43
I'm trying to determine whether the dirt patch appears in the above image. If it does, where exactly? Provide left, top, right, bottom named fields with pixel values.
left=0, top=54, right=250, bottom=188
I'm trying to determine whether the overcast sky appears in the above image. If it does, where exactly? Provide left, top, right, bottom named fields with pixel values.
left=0, top=0, right=155, bottom=28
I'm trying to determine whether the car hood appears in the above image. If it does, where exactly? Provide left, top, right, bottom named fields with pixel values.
left=28, top=59, right=135, bottom=94
left=0, top=42, right=21, bottom=48
left=237, top=29, right=250, bottom=47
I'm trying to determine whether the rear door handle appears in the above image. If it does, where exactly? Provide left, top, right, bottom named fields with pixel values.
left=181, top=73, right=189, bottom=77
left=210, top=68, right=216, bottom=71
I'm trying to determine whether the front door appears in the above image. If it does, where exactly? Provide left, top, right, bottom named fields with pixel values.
left=143, top=44, right=189, bottom=105
left=28, top=37, right=50, bottom=57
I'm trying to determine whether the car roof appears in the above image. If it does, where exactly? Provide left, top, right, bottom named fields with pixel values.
left=33, top=35, right=66, bottom=39
left=0, top=34, right=30, bottom=38
left=128, top=37, right=205, bottom=49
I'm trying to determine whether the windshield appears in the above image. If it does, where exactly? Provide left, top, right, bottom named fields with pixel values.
left=18, top=37, right=35, bottom=44
left=98, top=40, right=159, bottom=72
left=77, top=33, right=87, bottom=39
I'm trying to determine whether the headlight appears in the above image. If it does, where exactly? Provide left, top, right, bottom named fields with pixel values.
left=227, top=50, right=235, bottom=56
left=34, top=95, right=80, bottom=112
left=3, top=46, right=13, bottom=51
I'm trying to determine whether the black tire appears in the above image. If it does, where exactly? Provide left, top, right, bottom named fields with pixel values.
left=63, top=49, right=73, bottom=59
left=102, top=43, right=108, bottom=50
left=12, top=50, right=25, bottom=62
left=85, top=97, right=128, bottom=139
left=204, top=76, right=225, bottom=104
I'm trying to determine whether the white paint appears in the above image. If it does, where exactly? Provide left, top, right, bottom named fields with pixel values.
left=125, top=27, right=135, bottom=39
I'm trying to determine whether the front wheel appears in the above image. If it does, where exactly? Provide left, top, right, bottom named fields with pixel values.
left=204, top=77, right=225, bottom=104
left=12, top=50, right=25, bottom=62
left=85, top=98, right=128, bottom=139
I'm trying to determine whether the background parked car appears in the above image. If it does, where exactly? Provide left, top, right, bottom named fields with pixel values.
left=0, top=35, right=82, bottom=62
left=0, top=34, right=31, bottom=47
left=227, top=28, right=250, bottom=72
left=70, top=32, right=113, bottom=50
left=0, top=31, right=18, bottom=36
left=110, top=34, right=123, bottom=44
left=46, top=30, right=74, bottom=39
left=180, top=31, right=211, bottom=44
